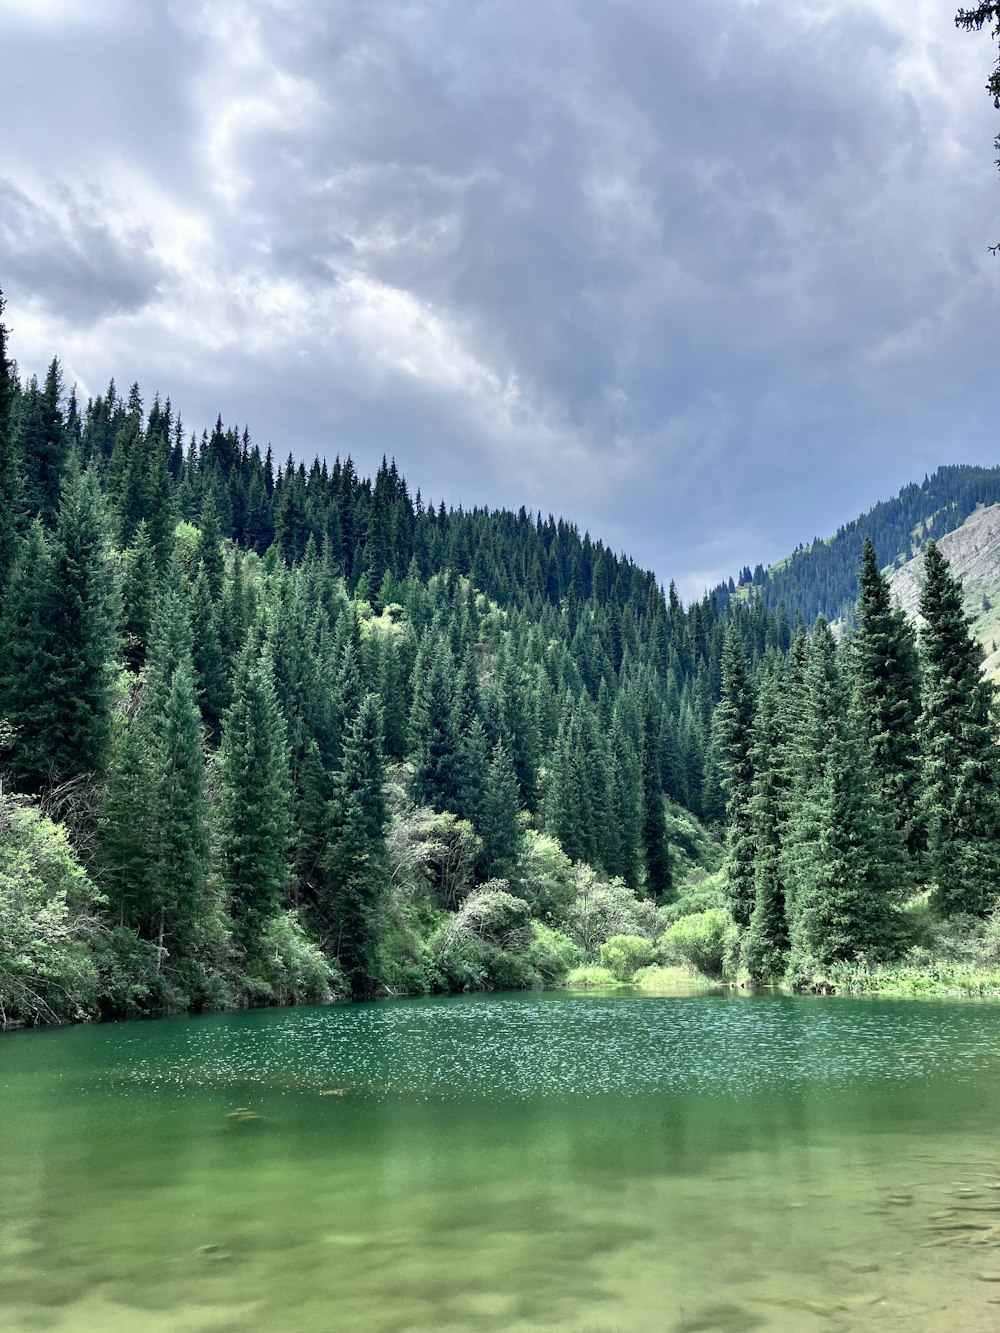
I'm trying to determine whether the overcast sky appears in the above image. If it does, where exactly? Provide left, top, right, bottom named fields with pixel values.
left=1, top=0, right=998, bottom=599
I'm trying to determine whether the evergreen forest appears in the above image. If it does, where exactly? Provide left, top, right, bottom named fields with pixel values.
left=2, top=289, right=1000, bottom=1026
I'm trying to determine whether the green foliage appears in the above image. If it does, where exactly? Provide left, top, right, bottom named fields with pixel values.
left=6, top=295, right=1000, bottom=1024
left=564, top=964, right=623, bottom=989
left=661, top=910, right=736, bottom=979
left=518, top=831, right=575, bottom=922
left=244, top=911, right=340, bottom=1006
left=526, top=923, right=583, bottom=984
left=599, top=933, right=656, bottom=981
left=658, top=868, right=728, bottom=924
left=919, top=540, right=1000, bottom=916
left=565, top=867, right=660, bottom=954
left=218, top=647, right=292, bottom=955
left=0, top=796, right=103, bottom=1025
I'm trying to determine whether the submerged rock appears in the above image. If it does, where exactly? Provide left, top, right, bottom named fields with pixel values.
left=225, top=1107, right=261, bottom=1125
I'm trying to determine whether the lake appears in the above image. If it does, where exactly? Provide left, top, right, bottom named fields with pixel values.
left=3, top=987, right=1000, bottom=1331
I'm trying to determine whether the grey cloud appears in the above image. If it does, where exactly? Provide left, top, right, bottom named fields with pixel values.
left=1, top=0, right=998, bottom=593
left=0, top=180, right=167, bottom=323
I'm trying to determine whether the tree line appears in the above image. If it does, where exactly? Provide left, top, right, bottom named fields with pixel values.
left=717, top=537, right=1000, bottom=985
left=1, top=284, right=997, bottom=1021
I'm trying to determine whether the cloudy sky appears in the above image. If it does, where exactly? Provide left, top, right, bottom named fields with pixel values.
left=0, top=0, right=998, bottom=598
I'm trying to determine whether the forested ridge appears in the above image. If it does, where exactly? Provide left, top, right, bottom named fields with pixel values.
left=719, top=464, right=1000, bottom=626
left=2, top=288, right=1000, bottom=1025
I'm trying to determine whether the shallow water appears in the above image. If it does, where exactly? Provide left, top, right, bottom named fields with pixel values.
left=3, top=988, right=1000, bottom=1332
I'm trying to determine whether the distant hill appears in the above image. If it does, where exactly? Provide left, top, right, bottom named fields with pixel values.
left=718, top=464, right=1000, bottom=624
left=887, top=502, right=1000, bottom=678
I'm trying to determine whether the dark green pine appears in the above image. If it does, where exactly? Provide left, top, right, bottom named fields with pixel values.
left=480, top=739, right=523, bottom=881
left=919, top=540, right=1000, bottom=915
left=851, top=537, right=923, bottom=856
left=715, top=625, right=756, bottom=926
left=324, top=693, right=389, bottom=997
left=218, top=647, right=293, bottom=955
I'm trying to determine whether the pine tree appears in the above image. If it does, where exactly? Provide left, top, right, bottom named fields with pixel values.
left=785, top=629, right=906, bottom=971
left=218, top=647, right=292, bottom=954
left=743, top=658, right=791, bottom=981
left=851, top=538, right=923, bottom=855
left=325, top=693, right=389, bottom=996
left=409, top=637, right=460, bottom=811
left=715, top=626, right=756, bottom=926
left=641, top=704, right=672, bottom=898
left=0, top=289, right=23, bottom=591
left=121, top=521, right=158, bottom=671
left=150, top=658, right=211, bottom=959
left=0, top=524, right=57, bottom=792
left=188, top=564, right=229, bottom=742
left=480, top=740, right=523, bottom=880
left=99, top=709, right=158, bottom=934
left=1, top=467, right=119, bottom=791
left=919, top=540, right=1000, bottom=915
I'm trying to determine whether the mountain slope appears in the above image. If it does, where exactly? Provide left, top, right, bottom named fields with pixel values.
left=888, top=502, right=1000, bottom=678
left=720, top=464, right=1000, bottom=624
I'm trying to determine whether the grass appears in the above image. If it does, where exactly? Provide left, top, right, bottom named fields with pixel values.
left=564, top=963, right=717, bottom=993
left=564, top=965, right=626, bottom=989
left=823, top=961, right=1000, bottom=999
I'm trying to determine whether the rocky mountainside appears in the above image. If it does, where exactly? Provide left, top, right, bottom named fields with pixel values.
left=887, top=503, right=1000, bottom=678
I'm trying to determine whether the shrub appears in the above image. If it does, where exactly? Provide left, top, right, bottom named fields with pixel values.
left=244, top=911, right=340, bottom=1006
left=566, top=869, right=659, bottom=954
left=0, top=797, right=104, bottom=1026
left=518, top=832, right=576, bottom=922
left=95, top=926, right=180, bottom=1018
left=599, top=933, right=656, bottom=981
left=659, top=868, right=728, bottom=924
left=661, top=909, right=735, bottom=978
left=528, top=923, right=582, bottom=984
left=565, top=964, right=621, bottom=988
left=430, top=885, right=547, bottom=991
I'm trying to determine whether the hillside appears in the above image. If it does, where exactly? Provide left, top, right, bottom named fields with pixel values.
left=719, top=464, right=1000, bottom=624
left=887, top=502, right=1000, bottom=678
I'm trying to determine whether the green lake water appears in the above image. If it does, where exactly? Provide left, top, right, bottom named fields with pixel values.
left=4, top=988, right=1000, bottom=1332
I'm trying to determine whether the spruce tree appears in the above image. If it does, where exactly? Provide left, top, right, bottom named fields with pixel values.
left=121, top=521, right=158, bottom=671
left=743, top=658, right=791, bottom=981
left=99, top=709, right=158, bottom=934
left=0, top=524, right=57, bottom=792
left=409, top=637, right=460, bottom=811
left=785, top=629, right=906, bottom=971
left=150, top=658, right=211, bottom=959
left=716, top=626, right=756, bottom=926
left=325, top=693, right=389, bottom=996
left=0, top=289, right=23, bottom=591
left=919, top=540, right=1000, bottom=915
left=480, top=740, right=523, bottom=881
left=641, top=705, right=672, bottom=898
left=851, top=537, right=923, bottom=855
left=218, top=647, right=292, bottom=954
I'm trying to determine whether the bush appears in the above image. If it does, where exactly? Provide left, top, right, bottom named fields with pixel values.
left=528, top=923, right=582, bottom=984
left=661, top=909, right=735, bottom=978
left=663, top=802, right=725, bottom=878
left=566, top=869, right=659, bottom=954
left=599, top=933, right=656, bottom=981
left=244, top=911, right=340, bottom=1006
left=94, top=926, right=180, bottom=1018
left=659, top=868, right=728, bottom=925
left=430, top=885, right=548, bottom=991
left=518, top=832, right=576, bottom=922
left=0, top=797, right=104, bottom=1026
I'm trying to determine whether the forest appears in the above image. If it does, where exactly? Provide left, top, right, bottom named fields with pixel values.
left=1, top=288, right=1000, bottom=1026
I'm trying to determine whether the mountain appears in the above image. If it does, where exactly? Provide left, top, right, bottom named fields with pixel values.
left=719, top=464, right=1000, bottom=625
left=887, top=502, right=1000, bottom=678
